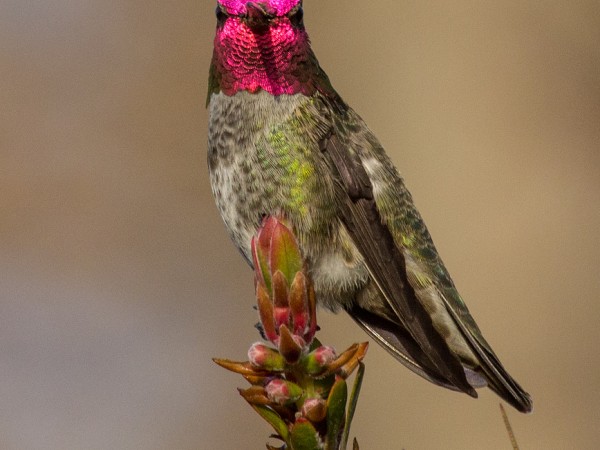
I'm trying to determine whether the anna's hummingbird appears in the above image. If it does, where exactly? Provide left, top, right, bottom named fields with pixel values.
left=207, top=0, right=532, bottom=413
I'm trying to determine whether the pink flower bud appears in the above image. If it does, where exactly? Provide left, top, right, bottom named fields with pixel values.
left=248, top=342, right=285, bottom=371
left=300, top=345, right=337, bottom=375
left=314, top=346, right=337, bottom=365
left=265, top=379, right=303, bottom=405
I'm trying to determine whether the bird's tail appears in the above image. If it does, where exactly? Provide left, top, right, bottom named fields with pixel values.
left=348, top=303, right=533, bottom=413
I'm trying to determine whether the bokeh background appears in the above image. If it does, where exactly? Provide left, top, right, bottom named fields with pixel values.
left=2, top=1, right=599, bottom=448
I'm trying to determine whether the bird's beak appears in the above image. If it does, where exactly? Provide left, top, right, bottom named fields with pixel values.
left=245, top=2, right=274, bottom=30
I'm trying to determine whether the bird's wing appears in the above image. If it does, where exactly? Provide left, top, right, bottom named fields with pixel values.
left=320, top=127, right=476, bottom=397
left=319, top=101, right=532, bottom=411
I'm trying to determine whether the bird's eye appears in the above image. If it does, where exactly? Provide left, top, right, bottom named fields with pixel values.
left=215, top=6, right=228, bottom=25
left=289, top=6, right=304, bottom=26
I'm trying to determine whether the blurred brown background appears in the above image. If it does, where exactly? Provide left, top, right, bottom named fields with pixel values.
left=1, top=1, right=599, bottom=448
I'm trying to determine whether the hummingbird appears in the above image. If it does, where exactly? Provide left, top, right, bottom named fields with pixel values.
left=207, top=0, right=532, bottom=413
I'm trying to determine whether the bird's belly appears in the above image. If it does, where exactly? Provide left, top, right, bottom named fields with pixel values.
left=208, top=91, right=369, bottom=307
left=208, top=161, right=259, bottom=262
left=309, top=228, right=370, bottom=311
left=210, top=157, right=369, bottom=309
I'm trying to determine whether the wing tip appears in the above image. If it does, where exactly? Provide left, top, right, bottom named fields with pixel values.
left=513, top=392, right=534, bottom=414
left=488, top=379, right=534, bottom=413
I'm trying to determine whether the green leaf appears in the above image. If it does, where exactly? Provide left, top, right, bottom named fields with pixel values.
left=253, top=217, right=278, bottom=293
left=309, top=337, right=322, bottom=352
left=290, top=419, right=321, bottom=450
left=252, top=236, right=272, bottom=293
left=341, top=362, right=365, bottom=450
left=269, top=220, right=302, bottom=286
left=251, top=405, right=289, bottom=442
left=325, top=378, right=347, bottom=450
left=312, top=373, right=336, bottom=399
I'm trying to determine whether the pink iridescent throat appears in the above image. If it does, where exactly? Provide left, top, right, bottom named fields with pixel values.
left=212, top=17, right=316, bottom=96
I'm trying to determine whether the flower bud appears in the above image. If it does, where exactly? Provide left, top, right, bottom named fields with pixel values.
left=248, top=342, right=285, bottom=372
left=252, top=216, right=318, bottom=350
left=301, top=397, right=327, bottom=423
left=301, top=345, right=337, bottom=375
left=265, top=379, right=303, bottom=405
left=278, top=324, right=304, bottom=363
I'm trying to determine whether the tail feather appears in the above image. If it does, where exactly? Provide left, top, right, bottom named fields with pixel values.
left=438, top=291, right=533, bottom=413
left=348, top=305, right=476, bottom=396
left=347, top=303, right=533, bottom=413
left=478, top=349, right=533, bottom=413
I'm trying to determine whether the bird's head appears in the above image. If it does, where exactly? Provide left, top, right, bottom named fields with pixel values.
left=216, top=1, right=304, bottom=33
